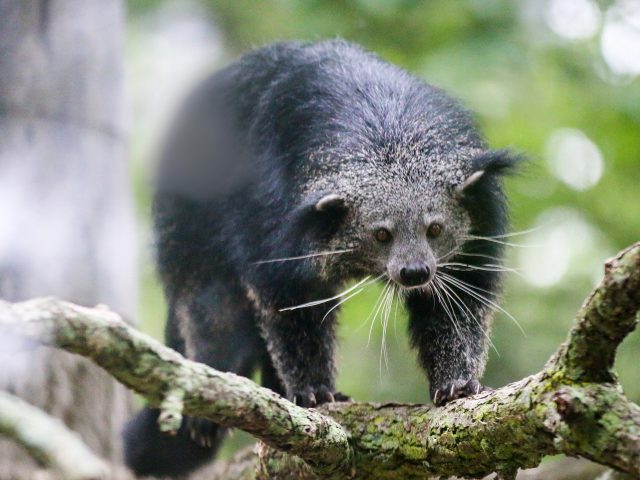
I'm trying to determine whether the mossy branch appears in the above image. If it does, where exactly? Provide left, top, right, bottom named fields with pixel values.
left=550, top=242, right=640, bottom=382
left=0, top=298, right=352, bottom=477
left=0, top=242, right=639, bottom=479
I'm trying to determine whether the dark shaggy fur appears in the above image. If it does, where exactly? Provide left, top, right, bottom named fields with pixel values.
left=123, top=40, right=518, bottom=477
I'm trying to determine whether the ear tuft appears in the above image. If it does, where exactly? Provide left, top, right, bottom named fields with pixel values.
left=472, top=149, right=523, bottom=176
left=457, top=150, right=523, bottom=195
left=315, top=193, right=345, bottom=212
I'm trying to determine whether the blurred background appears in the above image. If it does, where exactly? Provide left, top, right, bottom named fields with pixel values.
left=125, top=0, right=640, bottom=457
left=1, top=0, right=638, bottom=473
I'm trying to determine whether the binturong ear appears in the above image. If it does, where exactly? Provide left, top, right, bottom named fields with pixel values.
left=291, top=192, right=349, bottom=238
left=456, top=150, right=523, bottom=195
left=314, top=193, right=345, bottom=212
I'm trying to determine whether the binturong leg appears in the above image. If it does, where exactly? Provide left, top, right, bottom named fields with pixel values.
left=123, top=281, right=263, bottom=478
left=406, top=283, right=492, bottom=406
left=258, top=303, right=341, bottom=407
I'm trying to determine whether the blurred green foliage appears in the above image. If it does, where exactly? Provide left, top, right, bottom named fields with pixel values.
left=128, top=0, right=640, bottom=456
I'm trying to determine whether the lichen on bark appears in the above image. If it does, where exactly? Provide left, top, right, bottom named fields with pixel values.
left=0, top=242, right=639, bottom=479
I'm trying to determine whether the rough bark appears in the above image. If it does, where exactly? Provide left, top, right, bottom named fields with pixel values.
left=0, top=299, right=352, bottom=476
left=0, top=243, right=638, bottom=479
left=550, top=242, right=640, bottom=382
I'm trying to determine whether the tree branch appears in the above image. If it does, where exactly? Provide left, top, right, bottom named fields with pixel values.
left=0, top=391, right=110, bottom=480
left=550, top=243, right=640, bottom=382
left=0, top=298, right=352, bottom=477
left=0, top=242, right=639, bottom=479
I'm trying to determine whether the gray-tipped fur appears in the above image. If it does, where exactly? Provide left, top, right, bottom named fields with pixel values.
left=123, top=40, right=519, bottom=478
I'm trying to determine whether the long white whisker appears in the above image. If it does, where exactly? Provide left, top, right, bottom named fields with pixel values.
left=379, top=283, right=395, bottom=374
left=436, top=274, right=499, bottom=356
left=466, top=227, right=540, bottom=240
left=438, top=278, right=465, bottom=341
left=436, top=271, right=497, bottom=297
left=366, top=280, right=392, bottom=346
left=254, top=248, right=353, bottom=265
left=439, top=262, right=524, bottom=278
left=438, top=271, right=525, bottom=336
left=460, top=235, right=537, bottom=248
left=320, top=287, right=365, bottom=324
left=438, top=271, right=505, bottom=302
left=438, top=244, right=508, bottom=264
left=439, top=228, right=537, bottom=263
left=279, top=275, right=372, bottom=311
left=393, top=285, right=401, bottom=344
left=323, top=273, right=387, bottom=325
left=366, top=280, right=391, bottom=347
left=455, top=251, right=506, bottom=263
left=382, top=284, right=396, bottom=371
left=437, top=243, right=464, bottom=261
left=355, top=276, right=387, bottom=331
left=438, top=272, right=504, bottom=310
left=439, top=262, right=519, bottom=272
left=482, top=263, right=526, bottom=278
left=438, top=279, right=465, bottom=342
left=427, top=282, right=437, bottom=309
left=431, top=278, right=463, bottom=341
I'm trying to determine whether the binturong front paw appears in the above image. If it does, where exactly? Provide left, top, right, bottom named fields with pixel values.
left=291, top=385, right=352, bottom=408
left=184, top=416, right=222, bottom=448
left=431, top=378, right=491, bottom=406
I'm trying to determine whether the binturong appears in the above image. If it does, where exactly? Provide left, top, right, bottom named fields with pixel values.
left=123, top=40, right=521, bottom=478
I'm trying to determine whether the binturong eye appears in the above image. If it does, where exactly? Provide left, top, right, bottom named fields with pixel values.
left=427, top=222, right=443, bottom=238
left=374, top=227, right=392, bottom=243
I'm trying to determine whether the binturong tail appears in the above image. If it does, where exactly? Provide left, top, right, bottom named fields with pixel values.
left=123, top=407, right=224, bottom=478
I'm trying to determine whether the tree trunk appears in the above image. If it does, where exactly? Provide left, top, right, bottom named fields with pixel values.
left=0, top=0, right=136, bottom=477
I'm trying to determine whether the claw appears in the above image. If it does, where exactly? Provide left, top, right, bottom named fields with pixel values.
left=291, top=386, right=350, bottom=407
left=333, top=391, right=352, bottom=402
left=432, top=379, right=487, bottom=406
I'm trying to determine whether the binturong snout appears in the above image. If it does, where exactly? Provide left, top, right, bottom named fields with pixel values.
left=386, top=233, right=438, bottom=289
left=400, top=260, right=431, bottom=287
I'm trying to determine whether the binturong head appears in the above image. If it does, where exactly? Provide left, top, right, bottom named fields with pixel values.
left=361, top=149, right=520, bottom=291
left=350, top=173, right=478, bottom=292
left=300, top=148, right=521, bottom=292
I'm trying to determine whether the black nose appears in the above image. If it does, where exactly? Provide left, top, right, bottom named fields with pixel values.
left=399, top=261, right=431, bottom=287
